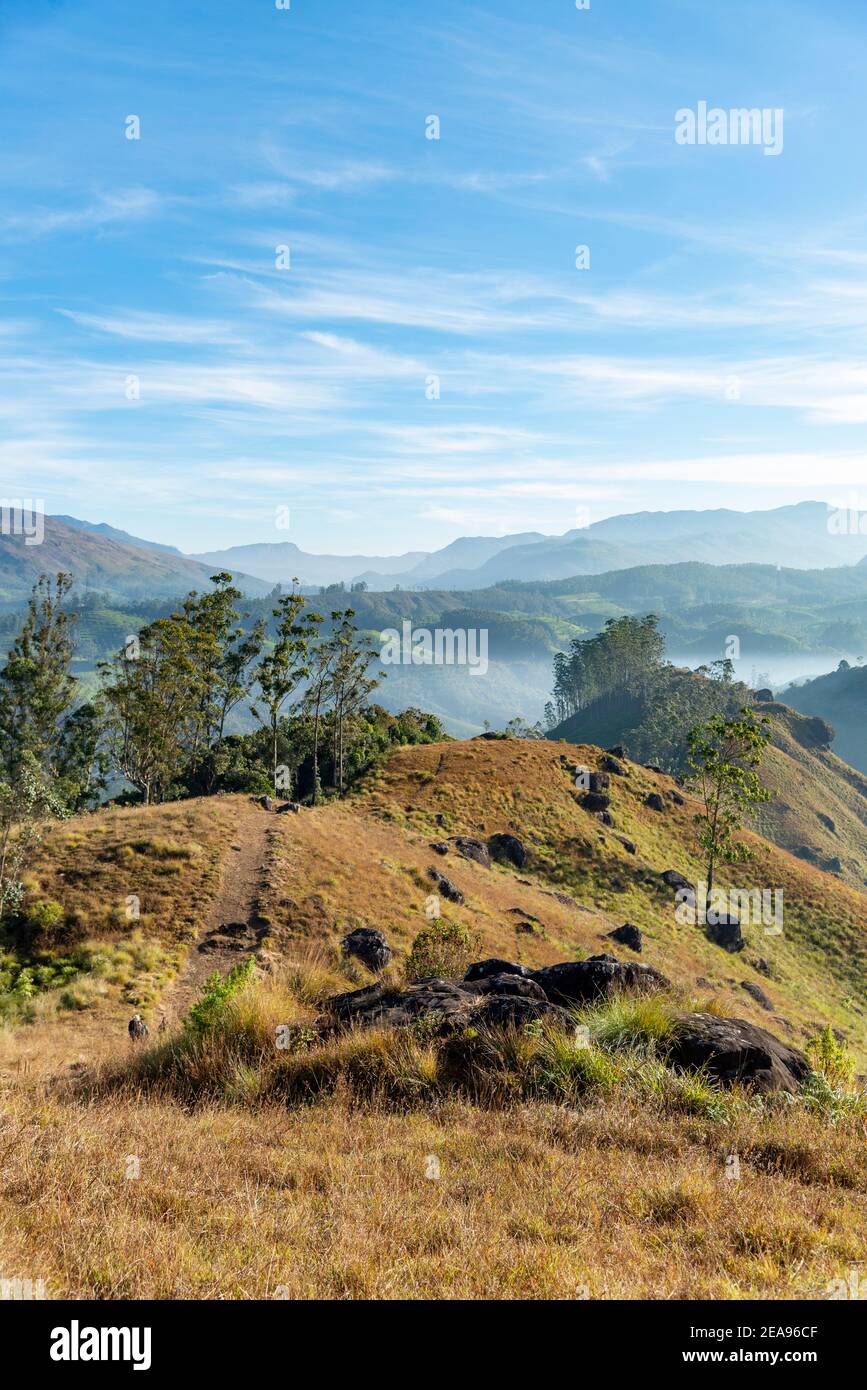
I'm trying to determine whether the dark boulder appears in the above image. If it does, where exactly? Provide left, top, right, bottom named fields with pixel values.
left=341, top=927, right=392, bottom=974
left=452, top=837, right=491, bottom=869
left=615, top=835, right=637, bottom=855
left=277, top=801, right=301, bottom=814
left=706, top=915, right=744, bottom=953
left=488, top=833, right=527, bottom=869
left=427, top=867, right=465, bottom=904
left=429, top=841, right=449, bottom=855
left=754, top=688, right=774, bottom=703
left=579, top=791, right=611, bottom=813
left=588, top=770, right=610, bottom=793
left=598, top=811, right=614, bottom=827
left=531, top=953, right=668, bottom=1005
left=600, top=755, right=626, bottom=776
left=475, top=994, right=578, bottom=1032
left=668, top=1013, right=809, bottom=1093
left=606, top=745, right=627, bottom=759
left=661, top=869, right=693, bottom=894
left=645, top=792, right=665, bottom=813
left=666, top=789, right=685, bottom=806
left=606, top=923, right=642, bottom=952
left=465, top=958, right=532, bottom=982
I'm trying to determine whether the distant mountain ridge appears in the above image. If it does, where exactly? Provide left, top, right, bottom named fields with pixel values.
left=0, top=515, right=271, bottom=604
left=3, top=501, right=865, bottom=607
left=185, top=502, right=867, bottom=590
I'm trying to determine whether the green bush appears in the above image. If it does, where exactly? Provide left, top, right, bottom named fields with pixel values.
left=805, top=1025, right=856, bottom=1090
left=406, top=920, right=477, bottom=983
left=185, top=956, right=255, bottom=1035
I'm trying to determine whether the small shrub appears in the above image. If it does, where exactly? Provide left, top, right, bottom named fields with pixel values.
left=185, top=957, right=255, bottom=1035
left=805, top=1025, right=856, bottom=1091
left=23, top=899, right=64, bottom=934
left=406, top=920, right=476, bottom=982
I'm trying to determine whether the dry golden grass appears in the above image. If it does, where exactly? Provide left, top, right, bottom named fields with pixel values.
left=0, top=1081, right=863, bottom=1300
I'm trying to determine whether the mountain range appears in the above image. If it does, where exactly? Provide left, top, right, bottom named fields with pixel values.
left=4, top=501, right=866, bottom=604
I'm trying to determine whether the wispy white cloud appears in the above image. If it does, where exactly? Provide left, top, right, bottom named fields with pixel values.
left=57, top=309, right=245, bottom=346
left=0, top=189, right=160, bottom=238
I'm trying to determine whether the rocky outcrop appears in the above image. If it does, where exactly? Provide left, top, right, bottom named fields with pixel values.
left=667, top=1013, right=809, bottom=1093
left=645, top=792, right=665, bottom=812
left=341, top=927, right=392, bottom=973
left=530, top=953, right=668, bottom=1005
left=322, top=974, right=576, bottom=1035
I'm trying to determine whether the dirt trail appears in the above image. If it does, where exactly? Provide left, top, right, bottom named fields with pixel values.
left=160, top=805, right=272, bottom=1027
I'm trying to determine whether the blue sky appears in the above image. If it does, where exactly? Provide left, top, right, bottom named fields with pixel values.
left=2, top=0, right=867, bottom=554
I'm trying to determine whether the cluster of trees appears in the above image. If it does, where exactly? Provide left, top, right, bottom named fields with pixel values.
left=547, top=615, right=756, bottom=773
left=0, top=571, right=448, bottom=911
left=95, top=572, right=390, bottom=805
left=549, top=615, right=666, bottom=723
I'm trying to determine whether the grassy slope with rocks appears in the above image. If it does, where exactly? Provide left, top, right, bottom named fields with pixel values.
left=0, top=738, right=864, bottom=1300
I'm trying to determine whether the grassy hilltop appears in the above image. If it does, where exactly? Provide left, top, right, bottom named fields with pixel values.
left=1, top=737, right=865, bottom=1299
